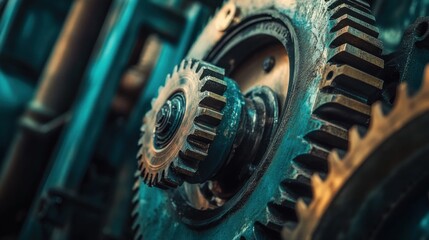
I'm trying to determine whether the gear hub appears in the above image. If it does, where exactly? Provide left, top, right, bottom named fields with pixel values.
left=137, top=58, right=279, bottom=190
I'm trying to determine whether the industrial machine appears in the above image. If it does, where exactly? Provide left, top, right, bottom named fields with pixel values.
left=0, top=0, right=428, bottom=239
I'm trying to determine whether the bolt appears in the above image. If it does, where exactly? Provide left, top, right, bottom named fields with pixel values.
left=216, top=3, right=239, bottom=32
left=154, top=93, right=186, bottom=149
left=263, top=56, right=276, bottom=73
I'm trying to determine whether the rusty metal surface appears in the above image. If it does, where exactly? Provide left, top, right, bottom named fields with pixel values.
left=285, top=66, right=429, bottom=239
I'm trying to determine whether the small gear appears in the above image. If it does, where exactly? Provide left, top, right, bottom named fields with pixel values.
left=284, top=67, right=429, bottom=239
left=137, top=58, right=227, bottom=188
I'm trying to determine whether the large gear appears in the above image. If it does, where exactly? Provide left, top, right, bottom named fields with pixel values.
left=284, top=66, right=429, bottom=239
left=132, top=0, right=385, bottom=239
left=137, top=58, right=227, bottom=188
left=264, top=0, right=384, bottom=234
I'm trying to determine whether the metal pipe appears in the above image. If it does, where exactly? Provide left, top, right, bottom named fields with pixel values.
left=0, top=0, right=112, bottom=234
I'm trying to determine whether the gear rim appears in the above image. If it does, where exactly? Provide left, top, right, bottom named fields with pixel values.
left=284, top=67, right=429, bottom=239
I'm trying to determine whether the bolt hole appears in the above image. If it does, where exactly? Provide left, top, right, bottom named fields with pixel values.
left=416, top=21, right=429, bottom=39
left=226, top=9, right=231, bottom=17
left=326, top=71, right=334, bottom=80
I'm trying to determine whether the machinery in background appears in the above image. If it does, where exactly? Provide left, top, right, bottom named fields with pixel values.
left=0, top=0, right=427, bottom=239
left=0, top=0, right=114, bottom=237
left=0, top=0, right=220, bottom=239
left=0, top=0, right=73, bottom=161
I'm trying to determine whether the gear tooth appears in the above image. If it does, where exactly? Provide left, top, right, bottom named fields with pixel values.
left=157, top=86, right=163, bottom=96
left=172, top=157, right=198, bottom=176
left=131, top=218, right=140, bottom=231
left=132, top=178, right=140, bottom=192
left=162, top=168, right=183, bottom=187
left=147, top=173, right=153, bottom=187
left=370, top=102, right=384, bottom=129
left=296, top=199, right=308, bottom=220
left=143, top=171, right=150, bottom=185
left=138, top=161, right=144, bottom=172
left=154, top=172, right=170, bottom=189
left=195, top=61, right=225, bottom=80
left=151, top=173, right=158, bottom=186
left=138, top=164, right=145, bottom=175
left=136, top=149, right=142, bottom=159
left=328, top=150, right=342, bottom=174
left=151, top=172, right=159, bottom=186
left=348, top=126, right=362, bottom=151
left=179, top=59, right=186, bottom=70
left=131, top=200, right=140, bottom=218
left=329, top=3, right=375, bottom=24
left=181, top=143, right=208, bottom=161
left=394, top=83, right=409, bottom=109
left=190, top=58, right=199, bottom=69
left=199, top=91, right=227, bottom=111
left=282, top=227, right=293, bottom=239
left=190, top=59, right=197, bottom=69
left=189, top=124, right=216, bottom=143
left=328, top=44, right=383, bottom=74
left=195, top=107, right=223, bottom=126
left=311, top=174, right=324, bottom=194
left=191, top=59, right=200, bottom=72
left=200, top=76, right=228, bottom=95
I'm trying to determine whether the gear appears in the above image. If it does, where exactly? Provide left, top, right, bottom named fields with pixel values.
left=284, top=66, right=429, bottom=239
left=132, top=0, right=385, bottom=238
left=137, top=58, right=227, bottom=188
left=265, top=0, right=384, bottom=234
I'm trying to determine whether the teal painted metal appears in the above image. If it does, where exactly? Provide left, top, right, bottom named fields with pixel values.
left=0, top=0, right=72, bottom=77
left=19, top=0, right=212, bottom=238
left=194, top=77, right=244, bottom=182
left=0, top=0, right=72, bottom=159
left=372, top=0, right=429, bottom=54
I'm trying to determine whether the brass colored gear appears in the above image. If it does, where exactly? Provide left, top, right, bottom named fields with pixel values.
left=137, top=59, right=227, bottom=188
left=284, top=67, right=429, bottom=239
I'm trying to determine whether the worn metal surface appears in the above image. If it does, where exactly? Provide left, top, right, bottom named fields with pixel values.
left=285, top=66, right=429, bottom=239
left=132, top=0, right=387, bottom=239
